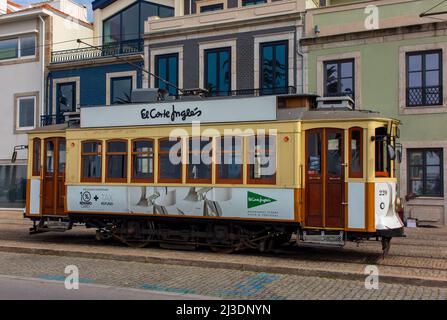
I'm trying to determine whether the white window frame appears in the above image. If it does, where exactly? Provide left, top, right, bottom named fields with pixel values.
left=16, top=96, right=37, bottom=131
left=106, top=71, right=137, bottom=106
left=0, top=33, right=37, bottom=62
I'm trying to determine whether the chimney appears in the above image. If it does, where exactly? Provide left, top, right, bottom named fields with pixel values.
left=0, top=0, right=7, bottom=15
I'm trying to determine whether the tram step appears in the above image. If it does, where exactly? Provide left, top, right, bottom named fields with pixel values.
left=300, top=230, right=345, bottom=247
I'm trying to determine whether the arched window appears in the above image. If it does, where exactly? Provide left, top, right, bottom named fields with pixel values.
left=216, top=136, right=243, bottom=184
left=187, top=137, right=212, bottom=183
left=106, top=140, right=128, bottom=182
left=158, top=138, right=182, bottom=183
left=247, top=135, right=276, bottom=184
left=81, top=140, right=102, bottom=182
left=131, top=139, right=154, bottom=183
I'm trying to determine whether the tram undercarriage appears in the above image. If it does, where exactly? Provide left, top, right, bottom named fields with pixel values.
left=28, top=214, right=399, bottom=255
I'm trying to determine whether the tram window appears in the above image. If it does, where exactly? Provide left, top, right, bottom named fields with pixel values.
left=216, top=136, right=243, bottom=183
left=45, top=140, right=54, bottom=173
left=81, top=141, right=102, bottom=182
left=349, top=127, right=363, bottom=178
left=187, top=138, right=212, bottom=183
left=375, top=127, right=390, bottom=177
left=32, top=138, right=41, bottom=176
left=158, top=138, right=182, bottom=183
left=132, top=139, right=154, bottom=182
left=307, top=131, right=321, bottom=175
left=248, top=135, right=276, bottom=184
left=106, top=140, right=128, bottom=182
left=58, top=140, right=66, bottom=174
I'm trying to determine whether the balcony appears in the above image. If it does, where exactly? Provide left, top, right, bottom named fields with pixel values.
left=40, top=114, right=65, bottom=126
left=50, top=39, right=144, bottom=64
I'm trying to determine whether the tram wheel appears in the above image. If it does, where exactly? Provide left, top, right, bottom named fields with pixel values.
left=206, top=224, right=236, bottom=253
left=121, top=220, right=156, bottom=248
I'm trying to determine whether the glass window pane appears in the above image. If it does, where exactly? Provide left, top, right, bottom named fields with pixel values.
left=20, top=35, right=35, bottom=57
left=274, top=44, right=287, bottom=88
left=426, top=150, right=441, bottom=165
left=425, top=70, right=440, bottom=87
left=341, top=78, right=354, bottom=95
left=308, top=132, right=321, bottom=174
left=159, top=6, right=174, bottom=18
left=103, top=14, right=121, bottom=43
left=83, top=155, right=101, bottom=178
left=58, top=141, right=66, bottom=173
left=122, top=4, right=139, bottom=41
left=0, top=165, right=27, bottom=208
left=408, top=54, right=422, bottom=72
left=0, top=38, right=18, bottom=60
left=107, top=155, right=126, bottom=179
left=409, top=151, right=423, bottom=165
left=261, top=45, right=273, bottom=89
left=159, top=154, right=181, bottom=179
left=340, top=61, right=353, bottom=78
left=108, top=141, right=126, bottom=153
left=82, top=142, right=101, bottom=154
left=409, top=166, right=423, bottom=179
left=46, top=141, right=54, bottom=173
left=18, top=98, right=35, bottom=128
left=206, top=51, right=217, bottom=93
left=350, top=130, right=361, bottom=174
left=57, top=83, right=76, bottom=113
left=325, top=63, right=338, bottom=95
left=425, top=53, right=440, bottom=70
left=219, top=50, right=230, bottom=92
left=140, top=2, right=158, bottom=33
left=111, top=77, right=132, bottom=104
left=327, top=132, right=342, bottom=176
left=133, top=140, right=153, bottom=153
left=410, top=180, right=423, bottom=195
left=408, top=72, right=422, bottom=88
left=33, top=139, right=41, bottom=174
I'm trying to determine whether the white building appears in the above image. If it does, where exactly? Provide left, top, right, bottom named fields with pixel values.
left=0, top=0, right=92, bottom=209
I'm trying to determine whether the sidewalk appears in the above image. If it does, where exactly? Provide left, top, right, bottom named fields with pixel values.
left=1, top=211, right=446, bottom=288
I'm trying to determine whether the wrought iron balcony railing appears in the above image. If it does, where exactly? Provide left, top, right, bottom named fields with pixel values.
left=40, top=114, right=65, bottom=126
left=203, top=86, right=297, bottom=97
left=51, top=39, right=144, bottom=64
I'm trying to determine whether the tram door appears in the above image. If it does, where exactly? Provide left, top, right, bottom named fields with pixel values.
left=305, top=129, right=344, bottom=228
left=42, top=137, right=66, bottom=215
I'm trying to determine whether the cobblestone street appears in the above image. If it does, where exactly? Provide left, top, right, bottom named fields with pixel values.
left=0, top=211, right=446, bottom=300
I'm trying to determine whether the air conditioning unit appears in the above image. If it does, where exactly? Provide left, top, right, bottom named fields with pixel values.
left=131, top=88, right=160, bottom=103
left=316, top=96, right=355, bottom=110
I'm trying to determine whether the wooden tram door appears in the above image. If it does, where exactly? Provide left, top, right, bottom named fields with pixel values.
left=42, top=138, right=66, bottom=215
left=305, top=129, right=345, bottom=228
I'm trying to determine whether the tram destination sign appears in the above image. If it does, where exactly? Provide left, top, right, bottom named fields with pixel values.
left=81, top=96, right=277, bottom=128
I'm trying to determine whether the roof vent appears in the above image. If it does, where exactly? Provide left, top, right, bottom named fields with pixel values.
left=316, top=96, right=355, bottom=110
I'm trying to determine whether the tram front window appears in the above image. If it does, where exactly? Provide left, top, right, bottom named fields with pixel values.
left=81, top=141, right=102, bottom=182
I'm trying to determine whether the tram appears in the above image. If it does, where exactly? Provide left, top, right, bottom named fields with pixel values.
left=22, top=93, right=404, bottom=253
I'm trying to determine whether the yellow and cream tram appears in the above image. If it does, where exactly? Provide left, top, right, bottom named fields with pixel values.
left=23, top=94, right=404, bottom=253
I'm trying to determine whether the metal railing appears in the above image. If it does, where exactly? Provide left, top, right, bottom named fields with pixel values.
left=40, top=114, right=65, bottom=126
left=51, top=39, right=144, bottom=64
left=202, top=86, right=297, bottom=97
left=407, top=86, right=442, bottom=107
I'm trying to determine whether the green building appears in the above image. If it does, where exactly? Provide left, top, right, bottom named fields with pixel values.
left=302, top=0, right=447, bottom=225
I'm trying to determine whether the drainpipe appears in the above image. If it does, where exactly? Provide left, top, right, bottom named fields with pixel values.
left=296, top=13, right=305, bottom=94
left=39, top=15, right=45, bottom=122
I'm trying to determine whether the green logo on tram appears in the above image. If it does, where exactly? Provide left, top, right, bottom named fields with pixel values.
left=247, top=191, right=276, bottom=209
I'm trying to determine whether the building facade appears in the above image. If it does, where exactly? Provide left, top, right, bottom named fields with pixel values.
left=302, top=0, right=447, bottom=225
left=45, top=0, right=175, bottom=126
left=0, top=0, right=92, bottom=209
left=143, top=0, right=313, bottom=96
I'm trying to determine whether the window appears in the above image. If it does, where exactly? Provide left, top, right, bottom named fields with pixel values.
left=187, top=138, right=212, bottom=183
left=81, top=141, right=102, bottom=182
left=106, top=140, right=128, bottom=182
left=205, top=47, right=231, bottom=96
left=158, top=138, right=182, bottom=183
left=216, top=136, right=243, bottom=183
left=349, top=127, right=363, bottom=178
left=103, top=1, right=174, bottom=45
left=408, top=149, right=443, bottom=197
left=0, top=165, right=27, bottom=208
left=32, top=138, right=41, bottom=176
left=406, top=50, right=442, bottom=107
left=56, top=82, right=76, bottom=115
left=0, top=35, right=35, bottom=61
left=248, top=135, right=276, bottom=184
left=16, top=96, right=36, bottom=130
left=374, top=127, right=390, bottom=178
left=260, top=41, right=288, bottom=95
left=155, top=53, right=178, bottom=96
left=324, top=59, right=354, bottom=99
left=111, top=76, right=133, bottom=104
left=242, top=0, right=267, bottom=6
left=132, top=139, right=154, bottom=182
left=200, top=3, right=224, bottom=12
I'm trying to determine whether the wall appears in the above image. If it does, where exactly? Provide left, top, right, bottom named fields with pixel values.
left=51, top=13, right=93, bottom=51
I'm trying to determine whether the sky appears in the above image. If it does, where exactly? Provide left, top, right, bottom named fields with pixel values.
left=14, top=0, right=94, bottom=21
